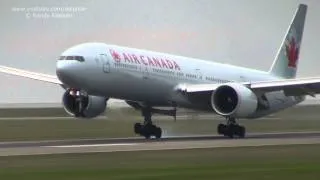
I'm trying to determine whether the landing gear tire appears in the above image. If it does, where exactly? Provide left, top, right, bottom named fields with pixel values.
left=225, top=124, right=236, bottom=138
left=217, top=124, right=226, bottom=135
left=217, top=118, right=246, bottom=138
left=134, top=123, right=162, bottom=139
left=154, top=127, right=162, bottom=139
left=237, top=126, right=246, bottom=138
left=143, top=130, right=151, bottom=139
left=134, top=123, right=142, bottom=134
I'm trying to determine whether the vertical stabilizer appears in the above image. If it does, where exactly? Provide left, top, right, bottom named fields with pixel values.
left=269, top=4, right=307, bottom=78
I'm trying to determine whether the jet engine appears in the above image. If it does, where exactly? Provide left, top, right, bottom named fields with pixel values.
left=211, top=83, right=258, bottom=118
left=62, top=89, right=107, bottom=118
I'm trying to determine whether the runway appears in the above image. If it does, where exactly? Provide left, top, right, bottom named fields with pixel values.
left=0, top=131, right=319, bottom=156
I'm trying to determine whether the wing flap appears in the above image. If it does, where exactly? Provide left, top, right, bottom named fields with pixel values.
left=0, top=65, right=62, bottom=85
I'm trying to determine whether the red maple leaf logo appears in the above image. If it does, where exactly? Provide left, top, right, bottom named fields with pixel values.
left=285, top=37, right=299, bottom=68
left=109, top=49, right=121, bottom=62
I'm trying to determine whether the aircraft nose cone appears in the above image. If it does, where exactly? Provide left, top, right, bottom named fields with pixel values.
left=56, top=61, right=77, bottom=86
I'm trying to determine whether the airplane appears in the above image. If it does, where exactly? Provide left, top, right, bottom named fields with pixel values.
left=0, top=4, right=316, bottom=139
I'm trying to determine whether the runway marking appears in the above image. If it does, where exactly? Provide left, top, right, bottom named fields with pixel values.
left=45, top=143, right=137, bottom=148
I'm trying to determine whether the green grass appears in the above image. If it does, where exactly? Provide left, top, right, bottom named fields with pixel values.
left=0, top=105, right=319, bottom=141
left=0, top=108, right=67, bottom=117
left=1, top=144, right=320, bottom=179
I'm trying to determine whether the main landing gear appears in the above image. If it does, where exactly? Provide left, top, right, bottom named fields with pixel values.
left=217, top=117, right=246, bottom=138
left=134, top=107, right=162, bottom=139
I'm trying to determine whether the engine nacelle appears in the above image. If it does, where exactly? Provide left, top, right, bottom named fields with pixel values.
left=62, top=89, right=107, bottom=118
left=211, top=83, right=258, bottom=118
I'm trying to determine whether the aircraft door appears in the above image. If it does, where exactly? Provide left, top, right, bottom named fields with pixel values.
left=195, top=68, right=202, bottom=80
left=99, top=54, right=111, bottom=73
left=141, top=64, right=149, bottom=79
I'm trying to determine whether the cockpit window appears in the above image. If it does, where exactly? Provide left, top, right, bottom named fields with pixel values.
left=58, top=56, right=85, bottom=62
left=74, top=56, right=85, bottom=62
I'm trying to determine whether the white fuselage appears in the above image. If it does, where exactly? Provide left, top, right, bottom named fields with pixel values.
left=56, top=43, right=304, bottom=118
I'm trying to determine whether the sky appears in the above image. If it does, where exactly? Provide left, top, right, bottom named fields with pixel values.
left=0, top=0, right=319, bottom=103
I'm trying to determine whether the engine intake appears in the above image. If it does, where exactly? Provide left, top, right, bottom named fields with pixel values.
left=211, top=83, right=258, bottom=118
left=62, top=89, right=107, bottom=118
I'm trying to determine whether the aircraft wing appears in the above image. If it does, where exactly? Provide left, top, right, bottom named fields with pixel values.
left=0, top=65, right=62, bottom=85
left=177, top=77, right=320, bottom=97
left=250, top=77, right=320, bottom=96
